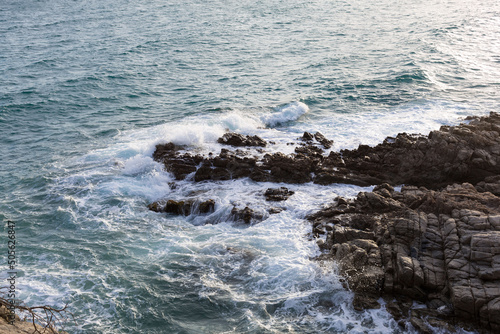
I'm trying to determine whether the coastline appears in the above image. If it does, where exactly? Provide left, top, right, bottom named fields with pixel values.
left=150, top=112, right=500, bottom=333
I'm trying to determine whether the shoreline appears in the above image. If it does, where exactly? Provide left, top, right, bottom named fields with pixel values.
left=150, top=112, right=500, bottom=333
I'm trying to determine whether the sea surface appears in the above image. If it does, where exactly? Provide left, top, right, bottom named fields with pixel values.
left=1, top=0, right=500, bottom=333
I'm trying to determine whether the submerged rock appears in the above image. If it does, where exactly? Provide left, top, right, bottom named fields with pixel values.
left=264, top=187, right=295, bottom=201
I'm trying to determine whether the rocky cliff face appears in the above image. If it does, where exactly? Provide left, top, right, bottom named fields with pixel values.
left=151, top=112, right=500, bottom=333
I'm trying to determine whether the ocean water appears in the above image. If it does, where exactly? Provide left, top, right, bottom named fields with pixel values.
left=1, top=0, right=500, bottom=333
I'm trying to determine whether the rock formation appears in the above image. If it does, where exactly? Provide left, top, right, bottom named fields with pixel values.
left=148, top=113, right=500, bottom=333
left=309, top=180, right=500, bottom=333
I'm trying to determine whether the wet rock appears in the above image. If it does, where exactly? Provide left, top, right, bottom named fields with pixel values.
left=300, top=131, right=333, bottom=149
left=301, top=131, right=314, bottom=141
left=165, top=200, right=192, bottom=215
left=261, top=152, right=315, bottom=183
left=310, top=181, right=500, bottom=333
left=268, top=207, right=284, bottom=214
left=148, top=199, right=215, bottom=216
left=294, top=145, right=324, bottom=158
left=264, top=187, right=295, bottom=201
left=198, top=199, right=215, bottom=213
left=153, top=113, right=500, bottom=189
left=231, top=206, right=263, bottom=224
left=217, top=132, right=267, bottom=147
left=334, top=112, right=500, bottom=188
left=147, top=201, right=165, bottom=212
left=314, top=131, right=333, bottom=149
left=152, top=142, right=200, bottom=180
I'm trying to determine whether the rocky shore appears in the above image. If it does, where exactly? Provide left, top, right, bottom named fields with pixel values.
left=150, top=112, right=500, bottom=333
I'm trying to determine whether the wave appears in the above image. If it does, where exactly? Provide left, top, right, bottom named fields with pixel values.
left=261, top=102, right=310, bottom=127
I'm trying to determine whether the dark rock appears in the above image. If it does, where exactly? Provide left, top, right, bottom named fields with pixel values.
left=301, top=132, right=314, bottom=141
left=217, top=132, right=267, bottom=147
left=165, top=200, right=192, bottom=216
left=149, top=199, right=215, bottom=216
left=268, top=207, right=284, bottom=214
left=264, top=187, right=295, bottom=201
left=153, top=113, right=500, bottom=188
left=300, top=131, right=333, bottom=149
left=314, top=132, right=333, bottom=149
left=231, top=206, right=263, bottom=224
left=152, top=142, right=199, bottom=180
left=309, top=181, right=500, bottom=333
left=294, top=145, right=324, bottom=158
left=198, top=199, right=215, bottom=213
left=147, top=201, right=165, bottom=212
left=334, top=112, right=500, bottom=188
left=262, top=153, right=315, bottom=183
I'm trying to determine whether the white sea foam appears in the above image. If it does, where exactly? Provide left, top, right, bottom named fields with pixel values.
left=261, top=101, right=310, bottom=127
left=41, top=102, right=480, bottom=333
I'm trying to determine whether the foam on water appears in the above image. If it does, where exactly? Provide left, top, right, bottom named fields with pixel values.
left=33, top=110, right=407, bottom=332
left=261, top=102, right=310, bottom=127
left=16, top=101, right=483, bottom=333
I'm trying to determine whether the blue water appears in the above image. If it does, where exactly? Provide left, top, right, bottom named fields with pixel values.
left=1, top=0, right=499, bottom=333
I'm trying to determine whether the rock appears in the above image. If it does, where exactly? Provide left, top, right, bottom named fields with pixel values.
left=217, top=132, right=267, bottom=147
left=261, top=152, right=315, bottom=183
left=198, top=199, right=216, bottom=213
left=153, top=113, right=500, bottom=188
left=147, top=115, right=500, bottom=332
left=300, top=131, right=333, bottom=149
left=301, top=132, right=314, bottom=141
left=165, top=200, right=192, bottom=215
left=152, top=142, right=200, bottom=180
left=147, top=201, right=165, bottom=212
left=309, top=180, right=500, bottom=333
left=148, top=199, right=215, bottom=216
left=268, top=207, right=284, bottom=214
left=294, top=145, right=324, bottom=158
left=231, top=206, right=263, bottom=224
left=333, top=112, right=500, bottom=188
left=314, top=131, right=333, bottom=149
left=264, top=187, right=295, bottom=201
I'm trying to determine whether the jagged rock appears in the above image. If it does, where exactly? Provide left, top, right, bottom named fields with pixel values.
left=217, top=132, right=267, bottom=147
left=148, top=199, right=216, bottom=216
left=301, top=132, right=314, bottom=141
left=314, top=131, right=333, bottom=149
left=147, top=201, right=165, bottom=212
left=165, top=200, right=193, bottom=215
left=294, top=145, right=324, bottom=158
left=300, top=131, right=333, bottom=149
left=264, top=187, right=295, bottom=201
left=261, top=152, right=316, bottom=183
left=335, top=113, right=500, bottom=188
left=231, top=206, right=263, bottom=224
left=268, top=207, right=284, bottom=214
left=153, top=113, right=500, bottom=189
left=198, top=199, right=215, bottom=213
left=310, top=182, right=500, bottom=333
left=148, top=114, right=500, bottom=333
left=152, top=142, right=201, bottom=180
left=476, top=175, right=500, bottom=196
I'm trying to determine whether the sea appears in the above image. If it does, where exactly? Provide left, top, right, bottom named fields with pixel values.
left=1, top=0, right=499, bottom=333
